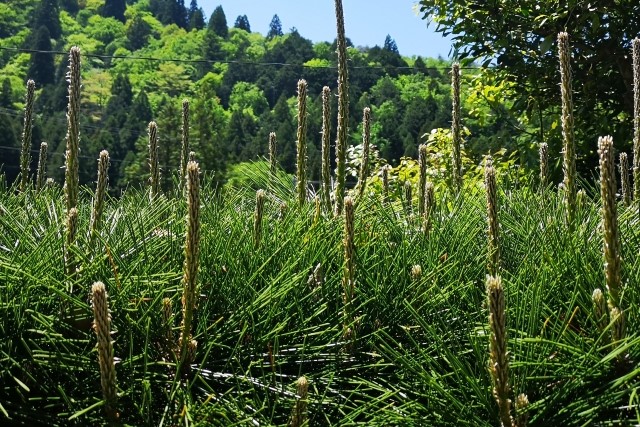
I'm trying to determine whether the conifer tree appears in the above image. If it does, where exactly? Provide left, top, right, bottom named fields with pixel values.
left=0, top=79, right=12, bottom=108
left=33, top=0, right=61, bottom=39
left=234, top=15, right=251, bottom=32
left=383, top=35, right=399, bottom=53
left=0, top=114, right=18, bottom=183
left=59, top=0, right=79, bottom=15
left=150, top=0, right=187, bottom=28
left=173, top=0, right=188, bottom=29
left=267, top=14, right=283, bottom=38
left=101, top=0, right=126, bottom=22
left=28, top=26, right=56, bottom=86
left=126, top=15, right=152, bottom=51
left=188, top=0, right=205, bottom=30
left=209, top=5, right=228, bottom=38
left=414, top=56, right=427, bottom=74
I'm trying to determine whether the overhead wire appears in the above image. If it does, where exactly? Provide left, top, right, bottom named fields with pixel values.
left=0, top=107, right=204, bottom=172
left=0, top=41, right=472, bottom=153
left=0, top=106, right=155, bottom=140
left=0, top=42, right=472, bottom=151
left=0, top=143, right=190, bottom=176
left=0, top=46, right=485, bottom=71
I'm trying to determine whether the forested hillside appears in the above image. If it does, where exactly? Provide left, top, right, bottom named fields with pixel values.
left=0, top=0, right=526, bottom=190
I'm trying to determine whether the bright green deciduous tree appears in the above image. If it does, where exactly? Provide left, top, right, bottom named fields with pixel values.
left=229, top=82, right=269, bottom=117
left=418, top=0, right=640, bottom=169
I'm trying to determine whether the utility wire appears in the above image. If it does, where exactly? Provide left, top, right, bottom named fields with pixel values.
left=0, top=148, right=214, bottom=178
left=0, top=108, right=200, bottom=171
left=0, top=108, right=244, bottom=174
left=0, top=106, right=180, bottom=146
left=0, top=144, right=219, bottom=174
left=0, top=44, right=477, bottom=141
left=0, top=46, right=485, bottom=70
left=0, top=43, right=475, bottom=177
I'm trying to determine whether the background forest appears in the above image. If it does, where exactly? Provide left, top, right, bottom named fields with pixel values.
left=0, top=0, right=537, bottom=190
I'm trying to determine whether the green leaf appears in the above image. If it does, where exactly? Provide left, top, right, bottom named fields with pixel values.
left=591, top=14, right=600, bottom=32
left=540, top=35, right=554, bottom=54
left=12, top=376, right=29, bottom=392
left=68, top=400, right=105, bottom=420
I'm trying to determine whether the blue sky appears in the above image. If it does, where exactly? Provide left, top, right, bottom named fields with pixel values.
left=198, top=1, right=453, bottom=59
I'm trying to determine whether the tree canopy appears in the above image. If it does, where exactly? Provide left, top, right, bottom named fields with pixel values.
left=100, top=0, right=126, bottom=23
left=32, top=0, right=61, bottom=39
left=383, top=35, right=398, bottom=54
left=188, top=0, right=205, bottom=31
left=126, top=14, right=152, bottom=51
left=209, top=5, right=228, bottom=38
left=267, top=14, right=283, bottom=39
left=1, top=78, right=12, bottom=107
left=149, top=0, right=188, bottom=28
left=28, top=26, right=55, bottom=86
left=418, top=0, right=640, bottom=169
left=234, top=15, right=250, bottom=32
left=0, top=0, right=528, bottom=191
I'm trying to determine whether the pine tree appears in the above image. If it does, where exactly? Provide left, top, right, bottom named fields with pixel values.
left=38, top=59, right=70, bottom=113
left=101, top=0, right=126, bottom=22
left=234, top=15, right=251, bottom=32
left=188, top=0, right=198, bottom=18
left=126, top=15, right=152, bottom=51
left=100, top=74, right=134, bottom=168
left=200, top=30, right=223, bottom=76
left=272, top=95, right=295, bottom=171
left=156, top=96, right=181, bottom=185
left=132, top=91, right=153, bottom=124
left=0, top=79, right=12, bottom=108
left=192, top=85, right=227, bottom=178
left=106, top=74, right=133, bottom=117
left=226, top=110, right=245, bottom=161
left=368, top=35, right=408, bottom=77
left=28, top=26, right=56, bottom=86
left=208, top=5, right=228, bottom=38
left=188, top=0, right=205, bottom=30
left=267, top=14, right=283, bottom=39
left=148, top=0, right=165, bottom=21
left=59, top=0, right=79, bottom=15
left=0, top=114, right=19, bottom=184
left=119, top=90, right=152, bottom=163
left=150, top=0, right=187, bottom=28
left=383, top=35, right=399, bottom=53
left=173, top=0, right=188, bottom=29
left=32, top=0, right=61, bottom=39
left=189, top=9, right=205, bottom=30
left=414, top=56, right=427, bottom=74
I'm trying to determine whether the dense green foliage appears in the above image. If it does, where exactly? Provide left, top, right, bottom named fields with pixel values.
left=419, top=0, right=640, bottom=173
left=2, top=168, right=640, bottom=425
left=0, top=0, right=525, bottom=190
